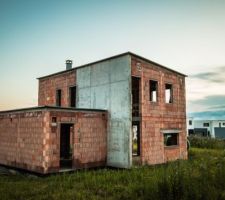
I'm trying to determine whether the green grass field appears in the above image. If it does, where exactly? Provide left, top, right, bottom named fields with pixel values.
left=1, top=147, right=225, bottom=200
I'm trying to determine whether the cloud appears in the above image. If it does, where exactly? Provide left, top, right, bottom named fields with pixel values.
left=189, top=95, right=225, bottom=107
left=188, top=110, right=225, bottom=120
left=188, top=95, right=225, bottom=119
left=187, top=66, right=225, bottom=116
left=187, top=95, right=225, bottom=114
left=189, top=66, right=225, bottom=83
left=208, top=105, right=225, bottom=110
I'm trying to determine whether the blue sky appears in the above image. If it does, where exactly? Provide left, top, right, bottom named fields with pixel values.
left=0, top=0, right=225, bottom=119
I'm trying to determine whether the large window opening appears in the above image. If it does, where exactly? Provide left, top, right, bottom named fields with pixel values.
left=149, top=80, right=158, bottom=102
left=56, top=89, right=62, bottom=106
left=132, top=77, right=140, bottom=118
left=132, top=122, right=140, bottom=156
left=60, top=124, right=73, bottom=169
left=69, top=86, right=76, bottom=107
left=165, top=84, right=173, bottom=103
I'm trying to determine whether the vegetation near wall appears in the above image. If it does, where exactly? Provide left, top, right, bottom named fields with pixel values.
left=188, top=135, right=225, bottom=149
left=1, top=137, right=225, bottom=200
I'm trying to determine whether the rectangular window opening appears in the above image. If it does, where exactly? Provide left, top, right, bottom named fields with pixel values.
left=164, top=133, right=178, bottom=146
left=52, top=117, right=57, bottom=123
left=56, top=89, right=62, bottom=107
left=69, top=86, right=76, bottom=107
left=203, top=123, right=209, bottom=127
left=132, top=77, right=140, bottom=118
left=165, top=84, right=173, bottom=103
left=189, top=120, right=192, bottom=125
left=150, top=80, right=158, bottom=102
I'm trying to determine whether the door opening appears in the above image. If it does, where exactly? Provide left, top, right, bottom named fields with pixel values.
left=60, top=124, right=73, bottom=169
left=132, top=77, right=140, bottom=118
left=132, top=122, right=140, bottom=156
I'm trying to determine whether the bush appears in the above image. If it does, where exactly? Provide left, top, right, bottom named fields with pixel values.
left=188, top=135, right=225, bottom=149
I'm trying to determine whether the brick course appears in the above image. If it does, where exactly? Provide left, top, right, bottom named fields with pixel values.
left=46, top=110, right=107, bottom=173
left=131, top=56, right=187, bottom=165
left=0, top=108, right=107, bottom=174
left=0, top=111, right=45, bottom=173
left=38, top=70, right=76, bottom=107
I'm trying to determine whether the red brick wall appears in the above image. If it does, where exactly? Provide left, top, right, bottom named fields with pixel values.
left=0, top=111, right=45, bottom=173
left=45, top=110, right=107, bottom=173
left=0, top=109, right=107, bottom=174
left=38, top=70, right=76, bottom=107
left=131, top=56, right=187, bottom=165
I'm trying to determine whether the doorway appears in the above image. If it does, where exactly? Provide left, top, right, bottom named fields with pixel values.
left=60, top=123, right=73, bottom=169
left=132, top=122, right=140, bottom=156
left=132, top=77, right=140, bottom=118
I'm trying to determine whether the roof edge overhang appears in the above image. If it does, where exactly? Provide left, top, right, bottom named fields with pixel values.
left=0, top=106, right=107, bottom=114
left=37, top=52, right=187, bottom=80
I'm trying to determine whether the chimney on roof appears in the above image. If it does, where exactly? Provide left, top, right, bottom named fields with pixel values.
left=66, top=60, right=72, bottom=70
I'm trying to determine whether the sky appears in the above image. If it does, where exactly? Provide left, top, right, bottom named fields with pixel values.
left=0, top=0, right=225, bottom=119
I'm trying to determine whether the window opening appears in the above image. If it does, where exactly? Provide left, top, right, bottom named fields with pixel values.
left=69, top=86, right=76, bottom=107
left=164, top=133, right=178, bottom=146
left=165, top=84, right=173, bottom=103
left=203, top=123, right=209, bottom=127
left=56, top=89, right=62, bottom=106
left=150, top=80, right=158, bottom=102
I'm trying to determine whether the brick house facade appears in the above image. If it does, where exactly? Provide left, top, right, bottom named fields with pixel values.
left=0, top=107, right=107, bottom=174
left=0, top=52, right=187, bottom=173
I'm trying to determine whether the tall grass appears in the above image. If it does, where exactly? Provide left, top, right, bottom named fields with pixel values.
left=1, top=148, right=225, bottom=199
left=189, top=135, right=225, bottom=149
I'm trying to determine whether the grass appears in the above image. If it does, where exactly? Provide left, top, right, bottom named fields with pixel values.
left=1, top=148, right=225, bottom=200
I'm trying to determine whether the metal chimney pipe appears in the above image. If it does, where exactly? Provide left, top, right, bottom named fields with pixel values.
left=66, top=60, right=72, bottom=70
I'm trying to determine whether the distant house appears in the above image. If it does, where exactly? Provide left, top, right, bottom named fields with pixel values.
left=0, top=52, right=187, bottom=174
left=187, top=117, right=225, bottom=138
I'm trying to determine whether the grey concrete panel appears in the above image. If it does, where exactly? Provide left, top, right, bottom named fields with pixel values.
left=110, top=58, right=130, bottom=82
left=77, top=88, right=91, bottom=108
left=77, top=67, right=91, bottom=88
left=110, top=81, right=130, bottom=119
left=107, top=119, right=131, bottom=167
left=91, top=85, right=110, bottom=109
left=90, top=62, right=110, bottom=87
left=77, top=55, right=132, bottom=168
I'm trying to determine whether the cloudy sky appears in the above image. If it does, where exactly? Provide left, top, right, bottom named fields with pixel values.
left=0, top=0, right=225, bottom=119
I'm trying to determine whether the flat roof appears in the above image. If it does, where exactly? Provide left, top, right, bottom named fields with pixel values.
left=37, top=52, right=187, bottom=79
left=0, top=106, right=107, bottom=114
left=191, top=119, right=225, bottom=121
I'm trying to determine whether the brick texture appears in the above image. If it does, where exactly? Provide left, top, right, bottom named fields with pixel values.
left=131, top=56, right=187, bottom=165
left=38, top=70, right=76, bottom=106
left=0, top=109, right=107, bottom=174
left=46, top=110, right=107, bottom=173
left=0, top=111, right=45, bottom=173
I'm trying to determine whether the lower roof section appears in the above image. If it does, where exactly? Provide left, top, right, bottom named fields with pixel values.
left=0, top=106, right=107, bottom=114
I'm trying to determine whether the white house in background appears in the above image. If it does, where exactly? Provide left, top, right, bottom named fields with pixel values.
left=187, top=118, right=225, bottom=138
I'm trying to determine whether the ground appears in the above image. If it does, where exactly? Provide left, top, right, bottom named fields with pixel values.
left=1, top=147, right=225, bottom=200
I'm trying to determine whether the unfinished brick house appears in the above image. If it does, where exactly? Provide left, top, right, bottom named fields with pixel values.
left=0, top=52, right=187, bottom=174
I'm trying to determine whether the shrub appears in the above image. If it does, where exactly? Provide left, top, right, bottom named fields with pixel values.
left=188, top=135, right=225, bottom=149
